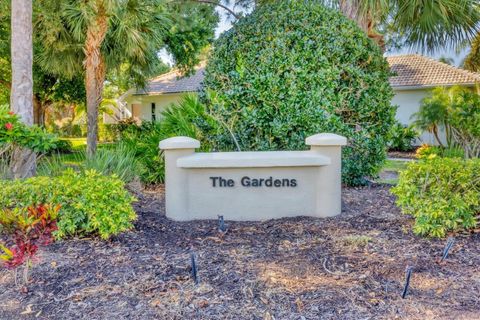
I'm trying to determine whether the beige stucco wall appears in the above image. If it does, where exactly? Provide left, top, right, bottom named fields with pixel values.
left=392, top=88, right=446, bottom=145
left=160, top=134, right=347, bottom=221
left=124, top=92, right=188, bottom=122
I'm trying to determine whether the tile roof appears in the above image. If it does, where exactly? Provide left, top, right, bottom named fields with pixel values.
left=136, top=54, right=480, bottom=95
left=387, top=54, right=480, bottom=88
left=135, top=67, right=205, bottom=95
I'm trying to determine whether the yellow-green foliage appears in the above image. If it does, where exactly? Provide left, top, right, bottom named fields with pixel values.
left=392, top=158, right=480, bottom=238
left=0, top=169, right=136, bottom=239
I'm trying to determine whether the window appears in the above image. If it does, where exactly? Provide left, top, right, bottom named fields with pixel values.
left=151, top=103, right=156, bottom=121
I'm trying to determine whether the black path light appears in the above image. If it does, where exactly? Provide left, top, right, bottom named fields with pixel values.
left=441, top=237, right=455, bottom=262
left=218, top=215, right=227, bottom=233
left=401, top=266, right=414, bottom=299
left=190, top=251, right=199, bottom=285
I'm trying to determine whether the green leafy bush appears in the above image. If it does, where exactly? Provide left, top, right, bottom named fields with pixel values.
left=1, top=106, right=59, bottom=178
left=0, top=169, right=137, bottom=239
left=388, top=123, right=419, bottom=152
left=392, top=158, right=479, bottom=238
left=202, top=0, right=395, bottom=185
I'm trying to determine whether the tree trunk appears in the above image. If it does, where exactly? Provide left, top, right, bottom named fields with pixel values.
left=10, top=0, right=35, bottom=179
left=84, top=2, right=108, bottom=158
left=33, top=94, right=45, bottom=126
left=338, top=0, right=385, bottom=49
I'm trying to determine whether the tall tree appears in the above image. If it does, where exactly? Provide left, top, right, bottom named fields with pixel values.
left=221, top=0, right=480, bottom=52
left=35, top=0, right=218, bottom=156
left=10, top=0, right=36, bottom=178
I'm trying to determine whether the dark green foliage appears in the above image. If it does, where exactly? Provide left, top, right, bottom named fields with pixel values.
left=392, top=158, right=479, bottom=238
left=161, top=94, right=220, bottom=151
left=118, top=121, right=166, bottom=184
left=388, top=123, right=419, bottom=152
left=0, top=169, right=137, bottom=239
left=48, top=139, right=74, bottom=154
left=202, top=0, right=396, bottom=185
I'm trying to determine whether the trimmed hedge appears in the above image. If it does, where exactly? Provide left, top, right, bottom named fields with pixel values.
left=202, top=0, right=395, bottom=185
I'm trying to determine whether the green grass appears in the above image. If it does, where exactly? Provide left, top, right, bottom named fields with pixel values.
left=383, top=159, right=409, bottom=171
left=61, top=137, right=87, bottom=151
left=376, top=159, right=411, bottom=185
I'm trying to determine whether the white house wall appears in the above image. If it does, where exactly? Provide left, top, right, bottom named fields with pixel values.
left=392, top=88, right=446, bottom=145
left=125, top=93, right=188, bottom=122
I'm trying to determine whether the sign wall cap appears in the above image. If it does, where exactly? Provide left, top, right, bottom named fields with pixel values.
left=306, top=133, right=347, bottom=146
left=159, top=136, right=200, bottom=150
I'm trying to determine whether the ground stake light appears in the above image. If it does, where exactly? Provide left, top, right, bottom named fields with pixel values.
left=441, top=237, right=455, bottom=262
left=190, top=251, right=199, bottom=285
left=218, top=215, right=226, bottom=233
left=402, top=266, right=414, bottom=299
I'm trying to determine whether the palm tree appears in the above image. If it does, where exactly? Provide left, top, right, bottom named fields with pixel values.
left=35, top=0, right=217, bottom=156
left=10, top=0, right=36, bottom=178
left=35, top=0, right=170, bottom=157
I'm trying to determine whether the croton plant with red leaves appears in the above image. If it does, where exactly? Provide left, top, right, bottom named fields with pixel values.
left=0, top=204, right=59, bottom=272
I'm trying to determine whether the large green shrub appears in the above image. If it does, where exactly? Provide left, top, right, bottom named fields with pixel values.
left=0, top=169, right=137, bottom=239
left=392, top=158, right=479, bottom=238
left=202, top=0, right=395, bottom=185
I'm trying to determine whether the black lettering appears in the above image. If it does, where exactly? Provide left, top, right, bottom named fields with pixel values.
left=265, top=177, right=273, bottom=187
left=282, top=179, right=290, bottom=187
left=274, top=179, right=282, bottom=187
left=210, top=177, right=219, bottom=187
left=290, top=179, right=297, bottom=187
left=252, top=178, right=259, bottom=187
left=241, top=176, right=251, bottom=187
left=227, top=179, right=235, bottom=187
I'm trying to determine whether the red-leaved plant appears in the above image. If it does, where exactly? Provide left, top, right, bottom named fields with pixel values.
left=0, top=204, right=59, bottom=285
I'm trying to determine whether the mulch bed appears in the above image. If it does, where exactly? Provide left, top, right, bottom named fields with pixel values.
left=387, top=151, right=417, bottom=160
left=1, top=185, right=479, bottom=319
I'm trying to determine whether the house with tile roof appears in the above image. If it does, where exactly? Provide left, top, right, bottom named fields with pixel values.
left=120, top=54, right=480, bottom=145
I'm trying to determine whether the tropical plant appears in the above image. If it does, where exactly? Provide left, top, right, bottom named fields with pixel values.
left=413, top=86, right=480, bottom=158
left=202, top=0, right=396, bottom=185
left=0, top=169, right=137, bottom=239
left=392, top=157, right=480, bottom=238
left=35, top=0, right=218, bottom=157
left=0, top=204, right=59, bottom=285
left=388, top=123, right=419, bottom=152
left=161, top=94, right=220, bottom=150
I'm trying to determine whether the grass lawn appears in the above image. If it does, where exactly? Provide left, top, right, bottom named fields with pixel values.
left=377, top=159, right=411, bottom=185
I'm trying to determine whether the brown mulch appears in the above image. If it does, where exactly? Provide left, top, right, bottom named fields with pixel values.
left=1, top=185, right=479, bottom=320
left=387, top=151, right=417, bottom=159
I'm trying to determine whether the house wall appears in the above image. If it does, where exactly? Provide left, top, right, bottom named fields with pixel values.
left=124, top=92, right=188, bottom=122
left=392, top=88, right=446, bottom=145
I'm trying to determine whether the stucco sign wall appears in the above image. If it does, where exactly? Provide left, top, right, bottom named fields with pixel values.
left=160, top=133, right=347, bottom=221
